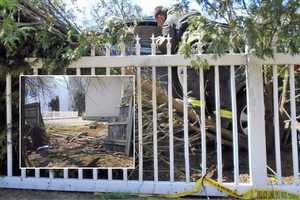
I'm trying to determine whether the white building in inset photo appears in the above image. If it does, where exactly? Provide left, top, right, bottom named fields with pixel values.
left=84, top=76, right=133, bottom=120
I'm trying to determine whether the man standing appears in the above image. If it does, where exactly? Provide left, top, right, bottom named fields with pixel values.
left=154, top=6, right=181, bottom=54
left=154, top=6, right=199, bottom=98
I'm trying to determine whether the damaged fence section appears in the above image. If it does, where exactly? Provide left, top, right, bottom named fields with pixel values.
left=1, top=35, right=300, bottom=196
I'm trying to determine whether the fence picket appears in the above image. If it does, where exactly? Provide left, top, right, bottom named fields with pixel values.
left=151, top=34, right=158, bottom=182
left=120, top=51, right=128, bottom=182
left=106, top=44, right=111, bottom=75
left=199, top=68, right=206, bottom=176
left=289, top=64, right=299, bottom=183
left=76, top=65, right=82, bottom=180
left=152, top=66, right=158, bottom=182
left=167, top=35, right=174, bottom=182
left=135, top=35, right=143, bottom=182
left=93, top=168, right=98, bottom=180
left=183, top=67, right=190, bottom=182
left=123, top=169, right=128, bottom=181
left=6, top=73, right=12, bottom=177
left=78, top=168, right=83, bottom=180
left=230, top=65, right=239, bottom=184
left=63, top=168, right=68, bottom=179
left=21, top=168, right=26, bottom=178
left=108, top=168, right=112, bottom=181
left=214, top=65, right=223, bottom=182
left=272, top=65, right=282, bottom=182
left=49, top=169, right=54, bottom=179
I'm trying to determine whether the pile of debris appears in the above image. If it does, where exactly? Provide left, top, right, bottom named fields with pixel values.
left=27, top=122, right=134, bottom=168
left=125, top=73, right=249, bottom=181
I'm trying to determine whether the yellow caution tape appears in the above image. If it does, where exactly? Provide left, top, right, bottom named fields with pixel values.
left=242, top=189, right=300, bottom=199
left=160, top=177, right=205, bottom=198
left=161, top=176, right=300, bottom=199
left=188, top=97, right=232, bottom=120
left=213, top=109, right=233, bottom=119
left=220, top=109, right=232, bottom=119
left=204, top=176, right=241, bottom=199
left=188, top=97, right=204, bottom=108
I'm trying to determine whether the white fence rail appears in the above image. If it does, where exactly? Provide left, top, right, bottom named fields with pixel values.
left=42, top=111, right=79, bottom=120
left=1, top=36, right=299, bottom=196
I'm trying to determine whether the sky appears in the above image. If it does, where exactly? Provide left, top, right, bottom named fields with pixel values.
left=25, top=76, right=70, bottom=112
left=133, top=0, right=175, bottom=15
left=65, top=0, right=201, bottom=28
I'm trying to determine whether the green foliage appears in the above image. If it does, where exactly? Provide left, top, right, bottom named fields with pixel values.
left=62, top=31, right=89, bottom=62
left=0, top=0, right=81, bottom=73
left=92, top=0, right=142, bottom=30
left=95, top=192, right=139, bottom=200
left=190, top=56, right=210, bottom=70
left=104, top=16, right=136, bottom=45
left=0, top=0, right=32, bottom=55
left=0, top=0, right=142, bottom=74
left=72, top=90, right=85, bottom=116
left=179, top=15, right=230, bottom=70
left=180, top=0, right=300, bottom=70
left=72, top=17, right=137, bottom=57
left=0, top=0, right=16, bottom=11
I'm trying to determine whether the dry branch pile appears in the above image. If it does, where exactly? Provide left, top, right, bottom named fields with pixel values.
left=126, top=70, right=249, bottom=180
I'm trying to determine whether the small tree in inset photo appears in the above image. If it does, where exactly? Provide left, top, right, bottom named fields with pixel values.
left=73, top=90, right=85, bottom=116
left=48, top=96, right=60, bottom=111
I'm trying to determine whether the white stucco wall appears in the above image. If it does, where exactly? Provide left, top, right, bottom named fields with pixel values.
left=85, top=77, right=123, bottom=118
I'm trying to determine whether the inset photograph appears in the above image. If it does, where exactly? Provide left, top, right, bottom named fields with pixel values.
left=20, top=75, right=135, bottom=168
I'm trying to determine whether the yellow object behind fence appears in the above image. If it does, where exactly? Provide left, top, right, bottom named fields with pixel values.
left=161, top=176, right=300, bottom=199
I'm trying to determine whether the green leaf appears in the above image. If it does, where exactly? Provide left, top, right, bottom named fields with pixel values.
left=0, top=0, right=17, bottom=10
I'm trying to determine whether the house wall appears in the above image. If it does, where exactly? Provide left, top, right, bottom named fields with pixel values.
left=85, top=77, right=123, bottom=119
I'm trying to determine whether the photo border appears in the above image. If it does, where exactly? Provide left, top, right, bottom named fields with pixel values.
left=19, top=74, right=136, bottom=170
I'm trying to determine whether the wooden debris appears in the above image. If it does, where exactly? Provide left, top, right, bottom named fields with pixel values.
left=26, top=123, right=133, bottom=168
left=67, top=131, right=88, bottom=143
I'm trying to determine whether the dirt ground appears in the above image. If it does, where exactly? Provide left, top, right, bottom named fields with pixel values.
left=0, top=188, right=226, bottom=200
left=26, top=118, right=134, bottom=168
left=0, top=189, right=100, bottom=200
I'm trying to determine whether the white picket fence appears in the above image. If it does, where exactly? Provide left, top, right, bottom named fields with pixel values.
left=1, top=35, right=299, bottom=196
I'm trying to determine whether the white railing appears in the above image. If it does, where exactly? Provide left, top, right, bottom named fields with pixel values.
left=42, top=111, right=78, bottom=120
left=1, top=35, right=299, bottom=196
